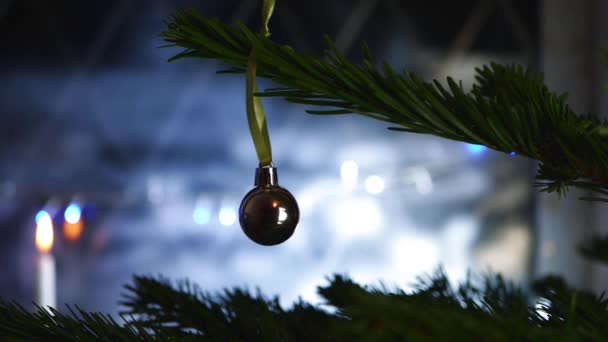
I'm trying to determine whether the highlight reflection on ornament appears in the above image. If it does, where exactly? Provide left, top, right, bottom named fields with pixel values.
left=239, top=166, right=299, bottom=246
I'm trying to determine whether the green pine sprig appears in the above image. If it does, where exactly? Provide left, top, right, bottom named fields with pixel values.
left=3, top=270, right=608, bottom=340
left=580, top=234, right=608, bottom=264
left=0, top=300, right=167, bottom=341
left=161, top=9, right=608, bottom=200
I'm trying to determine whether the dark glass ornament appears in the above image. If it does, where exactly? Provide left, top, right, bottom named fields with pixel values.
left=239, top=167, right=299, bottom=246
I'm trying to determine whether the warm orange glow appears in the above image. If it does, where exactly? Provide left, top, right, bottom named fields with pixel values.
left=36, top=214, right=54, bottom=253
left=272, top=201, right=278, bottom=208
left=63, top=220, right=84, bottom=241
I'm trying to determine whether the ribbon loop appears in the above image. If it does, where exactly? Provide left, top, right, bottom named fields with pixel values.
left=246, top=54, right=273, bottom=166
left=245, top=0, right=276, bottom=167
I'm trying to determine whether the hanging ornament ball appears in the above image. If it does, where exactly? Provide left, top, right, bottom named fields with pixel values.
left=239, top=166, right=299, bottom=246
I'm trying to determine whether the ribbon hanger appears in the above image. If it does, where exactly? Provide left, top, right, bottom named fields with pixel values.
left=246, top=0, right=276, bottom=167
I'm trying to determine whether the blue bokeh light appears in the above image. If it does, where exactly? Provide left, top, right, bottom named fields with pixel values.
left=466, top=144, right=487, bottom=155
left=64, top=203, right=82, bottom=224
left=35, top=210, right=50, bottom=224
left=509, top=151, right=517, bottom=156
left=193, top=207, right=211, bottom=225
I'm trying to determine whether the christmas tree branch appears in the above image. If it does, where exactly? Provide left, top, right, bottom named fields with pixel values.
left=117, top=272, right=608, bottom=339
left=580, top=234, right=608, bottom=265
left=162, top=9, right=608, bottom=200
left=0, top=300, right=167, bottom=341
left=120, top=275, right=342, bottom=340
left=3, top=271, right=608, bottom=340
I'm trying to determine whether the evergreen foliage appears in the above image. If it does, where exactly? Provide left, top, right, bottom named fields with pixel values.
left=2, top=269, right=608, bottom=340
left=580, top=235, right=608, bottom=264
left=161, top=9, right=608, bottom=200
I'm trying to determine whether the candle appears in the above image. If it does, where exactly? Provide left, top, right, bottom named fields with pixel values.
left=35, top=212, right=56, bottom=310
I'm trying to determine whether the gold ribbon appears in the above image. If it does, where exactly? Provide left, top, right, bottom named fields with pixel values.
left=246, top=0, right=275, bottom=167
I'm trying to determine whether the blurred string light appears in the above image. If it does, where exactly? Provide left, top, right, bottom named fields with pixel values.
left=390, top=235, right=439, bottom=283
left=35, top=211, right=54, bottom=253
left=193, top=207, right=211, bottom=225
left=193, top=195, right=213, bottom=225
left=64, top=203, right=82, bottom=224
left=218, top=207, right=237, bottom=226
left=340, top=160, right=358, bottom=189
left=466, top=143, right=487, bottom=155
left=329, top=197, right=382, bottom=240
left=35, top=210, right=50, bottom=224
left=63, top=203, right=84, bottom=241
left=364, top=175, right=385, bottom=194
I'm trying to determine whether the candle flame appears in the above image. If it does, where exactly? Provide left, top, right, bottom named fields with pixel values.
left=36, top=213, right=54, bottom=253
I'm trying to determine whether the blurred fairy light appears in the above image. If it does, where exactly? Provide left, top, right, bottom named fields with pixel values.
left=403, top=167, right=433, bottom=195
left=35, top=210, right=50, bottom=224
left=64, top=220, right=84, bottom=242
left=193, top=195, right=213, bottom=225
left=35, top=211, right=54, bottom=253
left=218, top=207, right=237, bottom=226
left=364, top=175, right=385, bottom=194
left=193, top=207, right=211, bottom=225
left=329, top=197, right=382, bottom=240
left=340, top=160, right=359, bottom=189
left=466, top=143, right=487, bottom=155
left=64, top=203, right=82, bottom=224
left=390, top=235, right=439, bottom=280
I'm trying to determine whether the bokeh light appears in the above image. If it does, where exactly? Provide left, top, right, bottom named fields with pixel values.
left=364, top=175, right=385, bottom=194
left=466, top=143, right=487, bottom=155
left=340, top=160, right=359, bottom=189
left=35, top=212, right=54, bottom=253
left=329, top=197, right=383, bottom=240
left=63, top=220, right=84, bottom=241
left=193, top=207, right=211, bottom=225
left=218, top=207, right=237, bottom=226
left=64, top=203, right=82, bottom=224
left=35, top=210, right=50, bottom=224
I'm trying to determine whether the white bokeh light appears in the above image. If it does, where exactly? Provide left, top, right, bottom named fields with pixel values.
left=340, top=160, right=359, bottom=189
left=35, top=210, right=50, bottom=224
left=328, top=197, right=383, bottom=240
left=364, top=175, right=385, bottom=194
left=64, top=203, right=82, bottom=224
left=390, top=234, right=439, bottom=282
left=193, top=207, right=211, bottom=225
left=193, top=195, right=214, bottom=225
left=218, top=207, right=237, bottom=226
